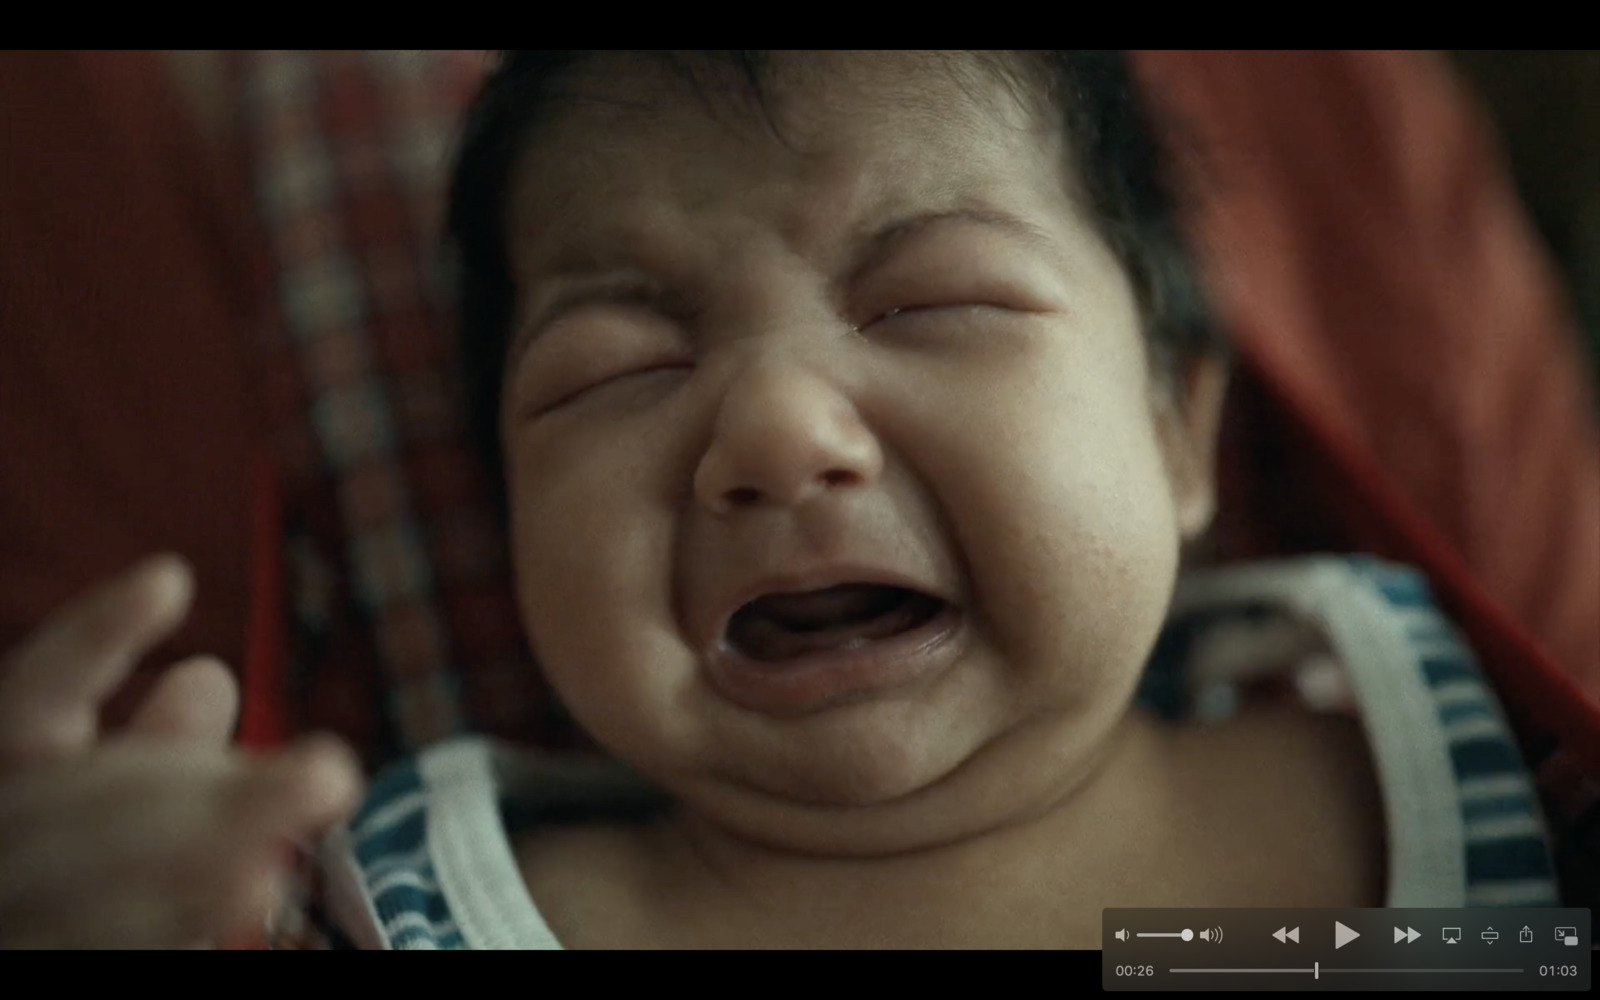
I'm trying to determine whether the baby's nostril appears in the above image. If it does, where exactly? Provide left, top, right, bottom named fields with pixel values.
left=821, top=469, right=856, bottom=487
left=726, top=486, right=761, bottom=507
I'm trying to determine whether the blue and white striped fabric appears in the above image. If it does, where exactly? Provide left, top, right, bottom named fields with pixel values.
left=1153, top=555, right=1559, bottom=908
left=1344, top=557, right=1558, bottom=907
left=343, top=763, right=465, bottom=949
left=319, top=737, right=570, bottom=949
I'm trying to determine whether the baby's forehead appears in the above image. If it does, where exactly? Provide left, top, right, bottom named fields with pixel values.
left=543, top=51, right=1054, bottom=143
left=508, top=53, right=1078, bottom=271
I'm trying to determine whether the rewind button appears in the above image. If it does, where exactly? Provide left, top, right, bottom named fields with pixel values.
left=1273, top=926, right=1301, bottom=944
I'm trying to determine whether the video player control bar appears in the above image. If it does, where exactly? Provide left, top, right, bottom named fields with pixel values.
left=1103, top=908, right=1590, bottom=991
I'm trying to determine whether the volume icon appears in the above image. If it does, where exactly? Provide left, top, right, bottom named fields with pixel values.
left=1198, top=926, right=1224, bottom=943
left=1114, top=929, right=1128, bottom=942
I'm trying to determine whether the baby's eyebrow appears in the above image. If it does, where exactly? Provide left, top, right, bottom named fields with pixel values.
left=507, top=269, right=665, bottom=369
left=845, top=207, right=1057, bottom=281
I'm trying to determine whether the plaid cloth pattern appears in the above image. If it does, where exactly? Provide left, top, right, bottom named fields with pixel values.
left=227, top=50, right=1600, bottom=908
left=234, top=51, right=574, bottom=767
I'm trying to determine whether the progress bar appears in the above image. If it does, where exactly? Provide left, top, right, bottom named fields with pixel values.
left=1164, top=966, right=1523, bottom=972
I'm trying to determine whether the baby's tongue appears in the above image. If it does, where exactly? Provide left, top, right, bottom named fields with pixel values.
left=752, top=584, right=904, bottom=629
left=729, top=584, right=918, bottom=661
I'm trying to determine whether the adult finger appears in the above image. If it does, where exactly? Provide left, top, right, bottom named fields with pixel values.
left=119, top=656, right=240, bottom=749
left=0, top=554, right=193, bottom=766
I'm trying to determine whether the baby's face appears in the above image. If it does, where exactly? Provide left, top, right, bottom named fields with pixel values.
left=502, top=53, right=1215, bottom=852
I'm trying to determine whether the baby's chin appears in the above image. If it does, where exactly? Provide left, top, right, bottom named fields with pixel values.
left=735, top=673, right=1008, bottom=797
left=660, top=681, right=1163, bottom=859
left=741, top=724, right=977, bottom=809
left=643, top=711, right=1042, bottom=855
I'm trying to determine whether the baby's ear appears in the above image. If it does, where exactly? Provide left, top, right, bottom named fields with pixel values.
left=1152, top=354, right=1230, bottom=542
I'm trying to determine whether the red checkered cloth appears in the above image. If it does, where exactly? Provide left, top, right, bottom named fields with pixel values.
left=231, top=51, right=579, bottom=768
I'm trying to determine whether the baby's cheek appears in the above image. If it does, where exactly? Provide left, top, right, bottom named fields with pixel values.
left=507, top=461, right=619, bottom=637
left=961, top=431, right=1181, bottom=697
left=508, top=460, right=685, bottom=677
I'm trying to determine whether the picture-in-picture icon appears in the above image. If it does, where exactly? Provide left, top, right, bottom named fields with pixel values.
left=1443, top=927, right=1462, bottom=944
left=1556, top=926, right=1580, bottom=946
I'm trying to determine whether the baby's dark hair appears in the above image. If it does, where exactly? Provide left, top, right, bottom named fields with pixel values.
left=446, top=51, right=1221, bottom=497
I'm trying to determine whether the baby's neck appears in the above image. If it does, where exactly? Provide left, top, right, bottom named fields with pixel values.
left=526, top=708, right=1198, bottom=949
left=519, top=702, right=1386, bottom=948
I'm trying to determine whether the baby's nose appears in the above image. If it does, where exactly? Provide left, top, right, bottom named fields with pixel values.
left=693, top=359, right=883, bottom=515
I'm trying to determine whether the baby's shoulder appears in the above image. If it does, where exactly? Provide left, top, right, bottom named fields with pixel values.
left=1168, top=704, right=1388, bottom=907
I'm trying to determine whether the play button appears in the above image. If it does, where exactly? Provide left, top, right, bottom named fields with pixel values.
left=1394, top=926, right=1420, bottom=944
left=1335, top=921, right=1361, bottom=949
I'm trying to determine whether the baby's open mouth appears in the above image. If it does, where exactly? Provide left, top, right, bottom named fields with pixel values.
left=725, top=584, right=946, bottom=662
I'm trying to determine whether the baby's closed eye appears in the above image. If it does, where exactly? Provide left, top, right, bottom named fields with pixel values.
left=513, top=303, right=692, bottom=417
left=861, top=302, right=1017, bottom=332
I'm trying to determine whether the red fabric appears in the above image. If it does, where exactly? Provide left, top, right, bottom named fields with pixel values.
left=1134, top=51, right=1600, bottom=699
left=1132, top=52, right=1600, bottom=902
left=239, top=450, right=287, bottom=750
left=0, top=52, right=273, bottom=724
